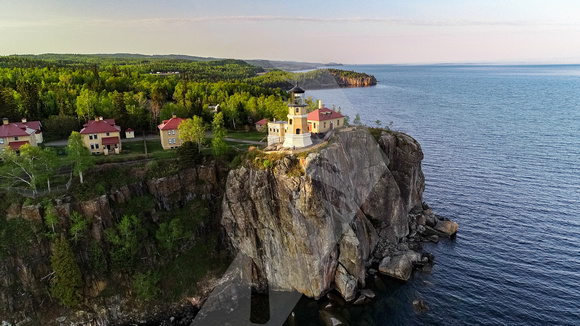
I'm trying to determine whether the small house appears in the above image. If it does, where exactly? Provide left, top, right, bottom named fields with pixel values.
left=255, top=118, right=268, bottom=132
left=125, top=128, right=135, bottom=139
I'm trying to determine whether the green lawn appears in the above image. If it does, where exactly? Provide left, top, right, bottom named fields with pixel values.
left=226, top=131, right=267, bottom=142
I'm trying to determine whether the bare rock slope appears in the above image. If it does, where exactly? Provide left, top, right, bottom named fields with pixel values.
left=221, top=127, right=449, bottom=301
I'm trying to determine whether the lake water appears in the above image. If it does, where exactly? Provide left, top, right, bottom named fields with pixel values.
left=301, top=65, right=580, bottom=325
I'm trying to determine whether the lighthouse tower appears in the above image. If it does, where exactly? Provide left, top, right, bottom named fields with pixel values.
left=283, top=85, right=313, bottom=149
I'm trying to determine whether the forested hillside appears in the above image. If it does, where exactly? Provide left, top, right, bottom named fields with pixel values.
left=0, top=55, right=288, bottom=136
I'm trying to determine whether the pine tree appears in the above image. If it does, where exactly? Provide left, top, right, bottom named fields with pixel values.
left=50, top=235, right=83, bottom=307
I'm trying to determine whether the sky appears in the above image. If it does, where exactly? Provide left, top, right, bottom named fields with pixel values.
left=1, top=0, right=579, bottom=64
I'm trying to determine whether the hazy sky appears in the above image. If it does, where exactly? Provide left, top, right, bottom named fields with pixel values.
left=1, top=0, right=579, bottom=64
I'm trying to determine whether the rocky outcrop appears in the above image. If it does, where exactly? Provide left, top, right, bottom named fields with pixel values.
left=221, top=128, right=446, bottom=301
left=0, top=164, right=221, bottom=325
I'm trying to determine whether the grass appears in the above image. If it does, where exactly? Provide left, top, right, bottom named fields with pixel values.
left=226, top=130, right=267, bottom=142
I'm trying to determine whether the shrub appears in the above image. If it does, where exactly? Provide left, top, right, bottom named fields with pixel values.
left=133, top=271, right=160, bottom=301
left=177, top=141, right=203, bottom=167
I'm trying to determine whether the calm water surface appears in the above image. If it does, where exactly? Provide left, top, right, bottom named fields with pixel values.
left=300, top=65, right=580, bottom=325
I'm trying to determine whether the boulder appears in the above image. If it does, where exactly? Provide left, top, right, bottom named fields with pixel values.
left=319, top=309, right=350, bottom=326
left=378, top=251, right=421, bottom=281
left=20, top=204, right=42, bottom=223
left=434, top=220, right=458, bottom=236
left=360, top=289, right=375, bottom=299
left=353, top=295, right=366, bottom=305
left=412, top=299, right=429, bottom=313
left=335, top=265, right=358, bottom=302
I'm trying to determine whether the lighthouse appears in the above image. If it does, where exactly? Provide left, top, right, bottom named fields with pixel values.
left=282, top=85, right=313, bottom=149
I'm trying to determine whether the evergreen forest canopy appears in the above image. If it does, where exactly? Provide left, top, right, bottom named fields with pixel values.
left=0, top=54, right=374, bottom=137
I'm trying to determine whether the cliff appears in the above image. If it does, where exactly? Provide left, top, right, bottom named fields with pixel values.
left=0, top=164, right=226, bottom=326
left=221, top=128, right=456, bottom=301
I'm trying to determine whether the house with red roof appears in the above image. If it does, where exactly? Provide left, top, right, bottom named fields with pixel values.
left=0, top=118, right=41, bottom=151
left=307, top=102, right=345, bottom=134
left=79, top=117, right=122, bottom=155
left=125, top=128, right=135, bottom=139
left=158, top=114, right=185, bottom=149
left=255, top=118, right=268, bottom=132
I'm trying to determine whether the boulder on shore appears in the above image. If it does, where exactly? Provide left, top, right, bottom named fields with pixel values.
left=378, top=251, right=421, bottom=281
left=434, top=220, right=458, bottom=236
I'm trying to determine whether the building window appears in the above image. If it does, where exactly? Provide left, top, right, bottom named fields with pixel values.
left=337, top=120, right=340, bottom=126
left=289, top=119, right=293, bottom=125
left=167, top=130, right=171, bottom=135
left=172, top=130, right=176, bottom=135
left=89, top=134, right=93, bottom=140
left=14, top=136, right=18, bottom=141
left=314, top=123, right=316, bottom=128
left=0, top=138, right=3, bottom=144
left=94, top=134, right=98, bottom=139
left=106, top=132, right=110, bottom=136
left=324, top=122, right=326, bottom=128
left=296, top=108, right=299, bottom=113
left=95, top=144, right=99, bottom=149
left=90, top=144, right=95, bottom=149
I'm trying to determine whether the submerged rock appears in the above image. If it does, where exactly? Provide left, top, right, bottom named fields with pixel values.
left=412, top=299, right=429, bottom=313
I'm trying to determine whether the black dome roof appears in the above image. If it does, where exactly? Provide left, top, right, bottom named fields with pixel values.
left=289, top=84, right=305, bottom=93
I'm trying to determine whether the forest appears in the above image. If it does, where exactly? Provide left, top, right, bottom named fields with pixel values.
left=0, top=55, right=375, bottom=139
left=0, top=55, right=289, bottom=137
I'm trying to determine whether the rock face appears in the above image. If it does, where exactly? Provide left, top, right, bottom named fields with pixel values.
left=0, top=164, right=221, bottom=325
left=221, top=128, right=428, bottom=300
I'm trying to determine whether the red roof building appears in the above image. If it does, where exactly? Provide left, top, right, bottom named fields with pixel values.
left=0, top=118, right=40, bottom=151
left=158, top=115, right=186, bottom=149
left=79, top=117, right=122, bottom=155
left=255, top=118, right=268, bottom=132
left=307, top=108, right=345, bottom=134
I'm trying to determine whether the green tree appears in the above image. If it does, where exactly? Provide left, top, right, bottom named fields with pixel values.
left=353, top=113, right=362, bottom=126
left=0, top=144, right=58, bottom=194
left=69, top=211, right=89, bottom=243
left=44, top=115, right=79, bottom=139
left=211, top=112, right=227, bottom=157
left=178, top=115, right=206, bottom=151
left=76, top=88, right=99, bottom=120
left=16, top=79, right=40, bottom=120
left=0, top=86, right=19, bottom=121
left=155, top=218, right=191, bottom=251
left=177, top=141, right=203, bottom=167
left=43, top=202, right=59, bottom=238
left=67, top=131, right=95, bottom=184
left=104, top=214, right=143, bottom=270
left=50, top=235, right=83, bottom=307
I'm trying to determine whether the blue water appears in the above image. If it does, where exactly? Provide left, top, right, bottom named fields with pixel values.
left=304, top=65, right=580, bottom=325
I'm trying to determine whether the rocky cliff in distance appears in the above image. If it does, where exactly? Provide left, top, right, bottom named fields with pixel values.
left=221, top=127, right=456, bottom=302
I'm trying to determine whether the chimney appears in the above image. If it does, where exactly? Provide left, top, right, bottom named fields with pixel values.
left=318, top=100, right=323, bottom=109
left=2, top=118, right=8, bottom=125
left=95, top=117, right=99, bottom=122
left=21, top=118, right=27, bottom=123
left=172, top=112, right=176, bottom=119
left=99, top=116, right=103, bottom=121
